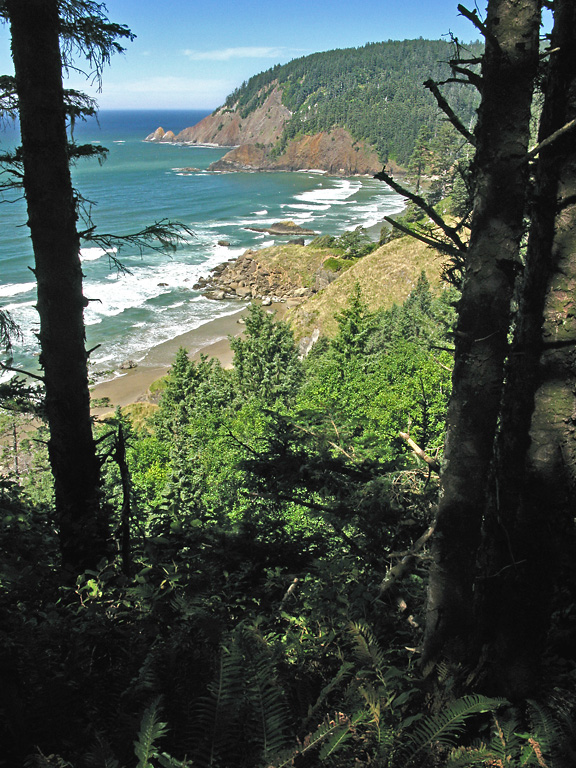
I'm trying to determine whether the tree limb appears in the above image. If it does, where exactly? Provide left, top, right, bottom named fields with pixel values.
left=424, top=79, right=476, bottom=145
left=450, top=64, right=483, bottom=90
left=375, top=166, right=468, bottom=255
left=525, top=117, right=576, bottom=160
left=383, top=216, right=464, bottom=261
left=457, top=4, right=499, bottom=49
left=379, top=524, right=435, bottom=595
left=0, top=361, right=45, bottom=382
left=399, top=432, right=441, bottom=474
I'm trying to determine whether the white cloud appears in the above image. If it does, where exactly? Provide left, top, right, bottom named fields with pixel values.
left=182, top=46, right=287, bottom=61
left=90, top=77, right=235, bottom=109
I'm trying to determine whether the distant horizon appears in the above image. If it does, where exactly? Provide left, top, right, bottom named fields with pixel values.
left=0, top=1, right=502, bottom=110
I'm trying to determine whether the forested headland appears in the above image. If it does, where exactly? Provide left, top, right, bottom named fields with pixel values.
left=1, top=1, right=576, bottom=767
left=147, top=38, right=482, bottom=174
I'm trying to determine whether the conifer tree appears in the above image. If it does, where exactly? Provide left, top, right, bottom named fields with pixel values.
left=0, top=1, right=182, bottom=574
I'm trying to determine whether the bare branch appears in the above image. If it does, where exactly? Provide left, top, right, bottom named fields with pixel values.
left=457, top=4, right=499, bottom=49
left=424, top=79, right=476, bottom=145
left=383, top=216, right=464, bottom=260
left=379, top=525, right=435, bottom=595
left=525, top=118, right=576, bottom=161
left=399, top=431, right=441, bottom=474
left=0, top=361, right=45, bottom=382
left=450, top=64, right=483, bottom=90
left=375, top=166, right=468, bottom=255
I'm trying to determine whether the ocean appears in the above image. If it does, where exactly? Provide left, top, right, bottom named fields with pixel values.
left=0, top=110, right=405, bottom=378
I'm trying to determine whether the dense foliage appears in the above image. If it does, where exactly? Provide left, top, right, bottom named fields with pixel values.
left=224, top=39, right=482, bottom=165
left=0, top=280, right=465, bottom=767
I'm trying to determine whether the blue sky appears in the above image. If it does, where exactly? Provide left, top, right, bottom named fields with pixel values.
left=0, top=1, right=547, bottom=110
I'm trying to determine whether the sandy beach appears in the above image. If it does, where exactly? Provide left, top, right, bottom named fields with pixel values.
left=90, top=299, right=293, bottom=410
left=90, top=305, right=249, bottom=409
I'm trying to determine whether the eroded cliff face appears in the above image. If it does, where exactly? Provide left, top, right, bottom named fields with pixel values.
left=209, top=128, right=381, bottom=176
left=146, top=85, right=290, bottom=147
left=145, top=84, right=382, bottom=176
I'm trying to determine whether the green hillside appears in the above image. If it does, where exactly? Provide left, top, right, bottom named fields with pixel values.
left=223, top=39, right=481, bottom=166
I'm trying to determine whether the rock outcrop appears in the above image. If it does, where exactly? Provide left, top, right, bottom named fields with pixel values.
left=209, top=128, right=381, bottom=176
left=194, top=244, right=338, bottom=304
left=244, top=221, right=316, bottom=237
left=145, top=85, right=290, bottom=147
left=145, top=84, right=381, bottom=177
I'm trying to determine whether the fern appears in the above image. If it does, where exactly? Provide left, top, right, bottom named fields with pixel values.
left=84, top=734, right=121, bottom=768
left=157, top=754, right=193, bottom=768
left=348, top=621, right=388, bottom=672
left=304, top=660, right=354, bottom=729
left=446, top=744, right=496, bottom=767
left=526, top=699, right=564, bottom=766
left=193, top=639, right=245, bottom=768
left=134, top=697, right=169, bottom=768
left=318, top=711, right=366, bottom=760
left=246, top=651, right=291, bottom=761
left=270, top=717, right=354, bottom=768
left=395, top=694, right=507, bottom=766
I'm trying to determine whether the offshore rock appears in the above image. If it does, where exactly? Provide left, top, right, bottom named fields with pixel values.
left=245, top=221, right=316, bottom=237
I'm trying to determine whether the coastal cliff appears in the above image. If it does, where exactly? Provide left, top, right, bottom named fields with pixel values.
left=209, top=128, right=381, bottom=176
left=145, top=86, right=379, bottom=176
left=145, top=84, right=288, bottom=147
left=145, top=40, right=481, bottom=176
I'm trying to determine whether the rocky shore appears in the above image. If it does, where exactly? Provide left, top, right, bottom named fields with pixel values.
left=194, top=243, right=339, bottom=305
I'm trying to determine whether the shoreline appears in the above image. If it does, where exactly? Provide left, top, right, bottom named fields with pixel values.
left=90, top=306, right=249, bottom=410
left=90, top=300, right=291, bottom=411
left=89, top=206, right=396, bottom=413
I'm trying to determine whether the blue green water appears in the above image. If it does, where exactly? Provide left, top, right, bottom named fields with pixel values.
left=0, top=110, right=404, bottom=376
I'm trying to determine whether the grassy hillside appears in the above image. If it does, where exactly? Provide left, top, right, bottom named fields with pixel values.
left=286, top=234, right=446, bottom=338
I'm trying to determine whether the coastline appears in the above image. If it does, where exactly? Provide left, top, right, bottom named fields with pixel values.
left=90, top=306, right=249, bottom=410
left=90, top=300, right=291, bottom=411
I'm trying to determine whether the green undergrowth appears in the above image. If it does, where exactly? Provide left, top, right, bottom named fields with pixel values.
left=12, top=277, right=571, bottom=767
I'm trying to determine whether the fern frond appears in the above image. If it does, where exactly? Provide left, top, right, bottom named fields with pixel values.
left=193, top=641, right=245, bottom=768
left=134, top=697, right=168, bottom=768
left=157, top=754, right=193, bottom=768
left=446, top=744, right=495, bottom=767
left=248, top=652, right=291, bottom=760
left=24, top=752, right=74, bottom=768
left=396, top=694, right=507, bottom=766
left=84, top=734, right=121, bottom=768
left=348, top=621, right=387, bottom=672
left=305, top=660, right=354, bottom=728
left=527, top=699, right=564, bottom=765
left=318, top=711, right=366, bottom=760
left=269, top=718, right=350, bottom=768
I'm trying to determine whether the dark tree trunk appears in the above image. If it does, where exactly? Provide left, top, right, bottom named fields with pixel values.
left=475, top=0, right=576, bottom=698
left=7, top=0, right=107, bottom=573
left=422, top=0, right=541, bottom=669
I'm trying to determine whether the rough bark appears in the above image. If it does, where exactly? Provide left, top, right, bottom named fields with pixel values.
left=422, top=0, right=541, bottom=668
left=476, top=0, right=576, bottom=698
left=7, top=0, right=107, bottom=572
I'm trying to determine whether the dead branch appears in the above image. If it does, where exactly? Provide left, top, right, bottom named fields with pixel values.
left=450, top=64, right=483, bottom=90
left=375, top=166, right=468, bottom=255
left=280, top=577, right=300, bottom=606
left=0, top=362, right=45, bottom=382
left=383, top=216, right=464, bottom=261
left=457, top=4, right=499, bottom=49
left=399, top=431, right=441, bottom=474
left=379, top=524, right=435, bottom=595
left=525, top=117, right=576, bottom=160
left=424, top=79, right=476, bottom=145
